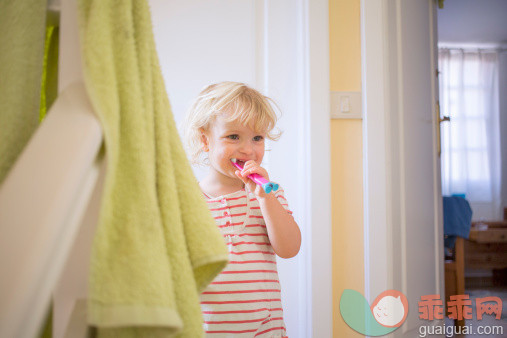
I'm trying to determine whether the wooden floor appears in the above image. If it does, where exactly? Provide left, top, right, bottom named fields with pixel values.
left=444, top=286, right=507, bottom=337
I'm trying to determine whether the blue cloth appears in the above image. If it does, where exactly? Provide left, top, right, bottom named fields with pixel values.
left=443, top=196, right=473, bottom=248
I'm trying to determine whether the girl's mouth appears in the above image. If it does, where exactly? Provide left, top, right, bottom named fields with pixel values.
left=231, top=158, right=247, bottom=169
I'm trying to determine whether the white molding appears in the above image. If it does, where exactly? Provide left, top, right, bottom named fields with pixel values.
left=305, top=0, right=332, bottom=337
left=395, top=0, right=408, bottom=303
left=260, top=0, right=331, bottom=336
left=294, top=1, right=312, bottom=336
left=429, top=0, right=445, bottom=302
left=361, top=0, right=391, bottom=303
left=254, top=0, right=268, bottom=94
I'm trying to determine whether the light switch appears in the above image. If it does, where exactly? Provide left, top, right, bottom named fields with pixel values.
left=330, top=91, right=362, bottom=119
left=340, top=96, right=350, bottom=113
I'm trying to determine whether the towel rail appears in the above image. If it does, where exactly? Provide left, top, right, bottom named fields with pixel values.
left=0, top=83, right=102, bottom=338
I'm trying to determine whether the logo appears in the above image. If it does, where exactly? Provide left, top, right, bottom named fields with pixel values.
left=340, top=290, right=503, bottom=337
left=418, top=294, right=502, bottom=321
left=340, top=289, right=409, bottom=336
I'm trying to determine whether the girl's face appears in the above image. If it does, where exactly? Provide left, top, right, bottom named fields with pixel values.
left=201, top=114, right=266, bottom=180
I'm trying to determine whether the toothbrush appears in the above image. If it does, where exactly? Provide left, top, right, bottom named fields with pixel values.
left=231, top=159, right=279, bottom=194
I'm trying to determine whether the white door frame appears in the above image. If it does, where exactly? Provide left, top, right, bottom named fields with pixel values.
left=273, top=0, right=332, bottom=336
left=233, top=1, right=332, bottom=335
left=299, top=0, right=333, bottom=336
left=361, top=0, right=392, bottom=302
left=361, top=0, right=444, bottom=335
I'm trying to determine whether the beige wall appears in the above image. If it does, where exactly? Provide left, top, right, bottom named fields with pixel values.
left=329, top=0, right=364, bottom=336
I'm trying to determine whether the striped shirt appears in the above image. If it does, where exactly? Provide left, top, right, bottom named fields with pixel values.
left=200, top=186, right=292, bottom=337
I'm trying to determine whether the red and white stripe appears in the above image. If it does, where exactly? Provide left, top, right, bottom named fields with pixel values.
left=200, top=186, right=292, bottom=337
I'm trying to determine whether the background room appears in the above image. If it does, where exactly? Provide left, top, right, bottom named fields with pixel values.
left=438, top=0, right=507, bottom=333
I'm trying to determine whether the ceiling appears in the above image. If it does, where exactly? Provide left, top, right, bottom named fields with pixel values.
left=437, top=0, right=507, bottom=44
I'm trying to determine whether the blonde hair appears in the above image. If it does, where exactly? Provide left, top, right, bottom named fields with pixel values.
left=183, top=81, right=281, bottom=165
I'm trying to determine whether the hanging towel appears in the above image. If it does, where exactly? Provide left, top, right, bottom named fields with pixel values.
left=77, top=0, right=229, bottom=337
left=0, top=0, right=47, bottom=185
left=443, top=196, right=473, bottom=248
left=39, top=9, right=60, bottom=122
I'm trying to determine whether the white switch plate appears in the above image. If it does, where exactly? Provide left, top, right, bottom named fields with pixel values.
left=330, top=91, right=362, bottom=119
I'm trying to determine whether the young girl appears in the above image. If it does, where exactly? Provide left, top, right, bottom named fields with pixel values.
left=184, top=82, right=301, bottom=337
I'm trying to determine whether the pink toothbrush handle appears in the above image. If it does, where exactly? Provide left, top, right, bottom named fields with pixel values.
left=232, top=162, right=268, bottom=184
left=249, top=173, right=269, bottom=185
left=232, top=161, right=278, bottom=193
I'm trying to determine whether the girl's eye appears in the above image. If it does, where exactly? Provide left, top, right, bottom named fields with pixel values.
left=227, top=134, right=239, bottom=140
left=253, top=136, right=264, bottom=142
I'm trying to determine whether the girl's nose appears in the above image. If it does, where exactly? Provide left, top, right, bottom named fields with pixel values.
left=239, top=141, right=254, bottom=154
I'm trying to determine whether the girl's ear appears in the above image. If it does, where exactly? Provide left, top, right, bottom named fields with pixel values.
left=200, top=128, right=209, bottom=152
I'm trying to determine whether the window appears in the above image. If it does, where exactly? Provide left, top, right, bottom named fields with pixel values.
left=439, top=47, right=501, bottom=220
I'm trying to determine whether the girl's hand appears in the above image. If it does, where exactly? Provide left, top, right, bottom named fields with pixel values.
left=234, top=160, right=270, bottom=197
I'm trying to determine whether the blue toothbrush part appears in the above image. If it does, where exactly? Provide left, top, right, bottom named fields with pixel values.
left=261, top=183, right=273, bottom=194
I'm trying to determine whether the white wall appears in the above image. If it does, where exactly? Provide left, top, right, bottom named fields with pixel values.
left=150, top=1, right=257, bottom=181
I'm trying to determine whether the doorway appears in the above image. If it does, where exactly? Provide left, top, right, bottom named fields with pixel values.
left=437, top=1, right=507, bottom=333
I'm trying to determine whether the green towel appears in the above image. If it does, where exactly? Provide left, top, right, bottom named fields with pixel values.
left=0, top=0, right=47, bottom=185
left=77, top=0, right=229, bottom=337
left=39, top=10, right=60, bottom=122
